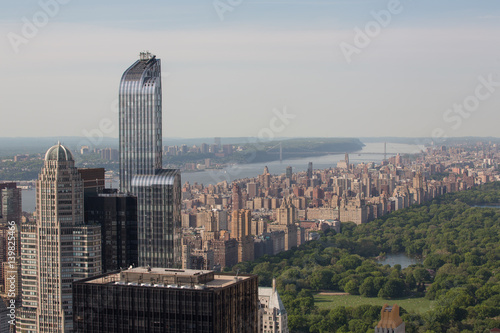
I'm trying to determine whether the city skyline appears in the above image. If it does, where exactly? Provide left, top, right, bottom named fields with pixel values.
left=1, top=2, right=499, bottom=331
left=1, top=1, right=500, bottom=139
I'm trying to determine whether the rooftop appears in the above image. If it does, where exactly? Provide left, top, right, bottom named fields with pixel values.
left=84, top=267, right=252, bottom=290
left=44, top=143, right=74, bottom=162
left=121, top=53, right=158, bottom=82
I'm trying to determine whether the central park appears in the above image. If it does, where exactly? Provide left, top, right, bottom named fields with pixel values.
left=228, top=182, right=500, bottom=332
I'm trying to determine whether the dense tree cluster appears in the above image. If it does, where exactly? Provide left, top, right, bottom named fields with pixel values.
left=0, top=159, right=43, bottom=180
left=230, top=182, right=500, bottom=332
left=0, top=153, right=120, bottom=181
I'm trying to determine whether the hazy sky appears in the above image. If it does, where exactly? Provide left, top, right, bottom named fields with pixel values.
left=1, top=0, right=500, bottom=139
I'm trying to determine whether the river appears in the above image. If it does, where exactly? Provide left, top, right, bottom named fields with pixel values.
left=180, top=142, right=423, bottom=185
left=21, top=142, right=424, bottom=213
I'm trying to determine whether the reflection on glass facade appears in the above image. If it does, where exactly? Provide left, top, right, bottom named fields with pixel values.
left=119, top=52, right=162, bottom=194
left=85, top=191, right=138, bottom=272
left=119, top=53, right=181, bottom=268
left=73, top=269, right=259, bottom=333
left=132, top=170, right=181, bottom=267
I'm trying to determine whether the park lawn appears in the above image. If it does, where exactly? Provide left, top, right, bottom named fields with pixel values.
left=314, top=293, right=435, bottom=314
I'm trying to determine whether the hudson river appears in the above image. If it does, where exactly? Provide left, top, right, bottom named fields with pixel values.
left=21, top=142, right=424, bottom=213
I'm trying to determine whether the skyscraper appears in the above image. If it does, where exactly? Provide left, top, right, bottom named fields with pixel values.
left=119, top=51, right=163, bottom=194
left=268, top=198, right=298, bottom=251
left=119, top=52, right=181, bottom=268
left=0, top=182, right=22, bottom=299
left=132, top=170, right=181, bottom=267
left=73, top=268, right=259, bottom=333
left=19, top=220, right=37, bottom=333
left=30, top=144, right=102, bottom=333
left=232, top=183, right=242, bottom=212
left=231, top=209, right=254, bottom=262
left=84, top=190, right=138, bottom=272
left=0, top=182, right=22, bottom=227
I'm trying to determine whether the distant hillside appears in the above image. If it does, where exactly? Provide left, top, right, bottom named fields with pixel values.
left=0, top=137, right=119, bottom=157
left=360, top=137, right=500, bottom=145
left=0, top=136, right=363, bottom=158
left=231, top=138, right=365, bottom=164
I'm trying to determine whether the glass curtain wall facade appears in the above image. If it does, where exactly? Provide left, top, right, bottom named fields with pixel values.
left=85, top=192, right=138, bottom=272
left=119, top=53, right=181, bottom=268
left=132, top=169, right=181, bottom=268
left=119, top=52, right=163, bottom=194
left=0, top=183, right=22, bottom=225
left=73, top=270, right=259, bottom=333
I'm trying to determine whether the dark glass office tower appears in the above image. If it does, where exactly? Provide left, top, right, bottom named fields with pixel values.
left=0, top=182, right=22, bottom=262
left=78, top=169, right=138, bottom=272
left=73, top=268, right=259, bottom=333
left=119, top=52, right=181, bottom=268
left=119, top=52, right=163, bottom=194
left=85, top=190, right=138, bottom=272
left=0, top=182, right=22, bottom=226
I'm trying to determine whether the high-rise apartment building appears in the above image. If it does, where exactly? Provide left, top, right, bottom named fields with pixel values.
left=231, top=209, right=254, bottom=262
left=231, top=209, right=251, bottom=240
left=73, top=268, right=259, bottom=333
left=119, top=53, right=182, bottom=268
left=268, top=198, right=298, bottom=251
left=25, top=144, right=102, bottom=333
left=307, top=162, right=313, bottom=178
left=232, top=183, right=242, bottom=212
left=260, top=167, right=271, bottom=189
left=247, top=182, right=258, bottom=199
left=19, top=220, right=37, bottom=333
left=119, top=51, right=163, bottom=194
left=78, top=168, right=105, bottom=198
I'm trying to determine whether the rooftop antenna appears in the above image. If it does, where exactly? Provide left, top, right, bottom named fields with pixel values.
left=139, top=51, right=154, bottom=60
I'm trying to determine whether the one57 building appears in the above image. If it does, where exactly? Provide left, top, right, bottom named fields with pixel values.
left=119, top=52, right=181, bottom=268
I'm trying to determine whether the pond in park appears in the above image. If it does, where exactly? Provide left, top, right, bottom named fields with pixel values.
left=377, top=253, right=423, bottom=269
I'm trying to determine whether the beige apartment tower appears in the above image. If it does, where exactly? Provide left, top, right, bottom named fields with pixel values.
left=231, top=209, right=254, bottom=262
left=268, top=198, right=298, bottom=251
left=22, top=144, right=102, bottom=333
